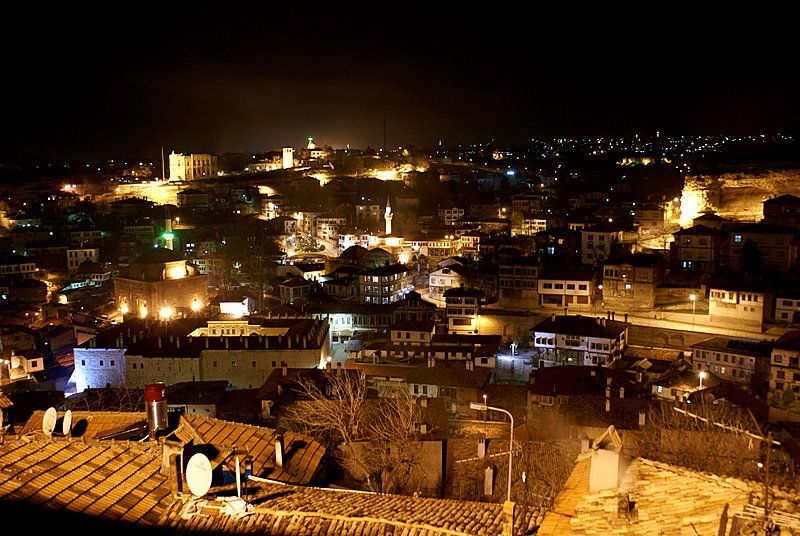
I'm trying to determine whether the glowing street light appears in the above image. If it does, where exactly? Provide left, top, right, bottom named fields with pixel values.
left=699, top=370, right=707, bottom=389
left=690, top=293, right=697, bottom=330
left=470, top=402, right=514, bottom=503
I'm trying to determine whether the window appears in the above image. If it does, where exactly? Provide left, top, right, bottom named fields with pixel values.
left=213, top=361, right=218, bottom=367
left=110, top=360, right=115, bottom=366
left=99, top=360, right=104, bottom=366
left=734, top=234, right=742, bottom=243
left=252, top=361, right=257, bottom=368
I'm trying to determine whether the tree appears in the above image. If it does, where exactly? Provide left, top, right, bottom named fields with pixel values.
left=629, top=400, right=796, bottom=488
left=740, top=238, right=764, bottom=277
left=279, top=371, right=426, bottom=494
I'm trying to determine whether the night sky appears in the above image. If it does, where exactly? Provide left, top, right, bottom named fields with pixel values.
left=2, top=6, right=798, bottom=163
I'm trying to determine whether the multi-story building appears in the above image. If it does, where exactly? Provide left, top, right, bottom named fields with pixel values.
left=437, top=203, right=465, bottom=226
left=531, top=314, right=628, bottom=367
left=0, top=254, right=37, bottom=279
left=314, top=216, right=348, bottom=241
left=762, top=193, right=800, bottom=228
left=775, top=289, right=800, bottom=324
left=497, top=256, right=539, bottom=303
left=633, top=203, right=666, bottom=236
left=72, top=315, right=330, bottom=392
left=690, top=336, right=771, bottom=388
left=358, top=263, right=411, bottom=305
left=66, top=247, right=100, bottom=273
left=707, top=277, right=775, bottom=331
left=443, top=286, right=484, bottom=334
left=123, top=224, right=156, bottom=244
left=537, top=263, right=595, bottom=312
left=168, top=151, right=218, bottom=181
left=580, top=222, right=626, bottom=266
left=428, top=265, right=464, bottom=302
left=727, top=222, right=799, bottom=274
left=670, top=224, right=724, bottom=276
left=177, top=188, right=211, bottom=211
left=600, top=252, right=665, bottom=310
left=769, top=330, right=800, bottom=406
left=68, top=228, right=104, bottom=247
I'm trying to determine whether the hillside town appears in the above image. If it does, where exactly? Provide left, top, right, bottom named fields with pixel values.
left=0, top=134, right=799, bottom=535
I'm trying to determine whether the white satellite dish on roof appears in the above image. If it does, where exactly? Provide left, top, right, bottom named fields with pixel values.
left=62, top=409, right=73, bottom=436
left=186, top=453, right=213, bottom=498
left=42, top=407, right=57, bottom=436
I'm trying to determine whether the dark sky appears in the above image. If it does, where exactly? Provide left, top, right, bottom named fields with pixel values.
left=2, top=6, right=798, bottom=163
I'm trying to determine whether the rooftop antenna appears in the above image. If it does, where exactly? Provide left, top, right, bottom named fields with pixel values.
left=186, top=452, right=213, bottom=498
left=42, top=407, right=57, bottom=437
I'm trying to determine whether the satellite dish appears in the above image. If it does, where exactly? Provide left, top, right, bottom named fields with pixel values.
left=186, top=453, right=212, bottom=497
left=62, top=410, right=73, bottom=436
left=42, top=407, right=57, bottom=436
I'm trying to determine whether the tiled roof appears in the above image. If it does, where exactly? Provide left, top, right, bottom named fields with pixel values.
left=19, top=410, right=148, bottom=440
left=158, top=478, right=542, bottom=535
left=0, top=415, right=546, bottom=535
left=539, top=450, right=800, bottom=535
left=690, top=336, right=772, bottom=357
left=171, top=413, right=325, bottom=486
left=348, top=361, right=491, bottom=390
left=532, top=315, right=627, bottom=338
left=0, top=437, right=172, bottom=528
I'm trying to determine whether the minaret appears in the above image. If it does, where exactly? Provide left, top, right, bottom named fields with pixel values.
left=384, top=196, right=393, bottom=236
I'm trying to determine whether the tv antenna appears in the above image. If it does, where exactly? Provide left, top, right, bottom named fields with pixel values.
left=186, top=452, right=213, bottom=498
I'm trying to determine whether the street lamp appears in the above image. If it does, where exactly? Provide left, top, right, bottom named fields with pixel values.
left=483, top=394, right=488, bottom=422
left=470, top=402, right=514, bottom=503
left=698, top=370, right=707, bottom=389
left=689, top=293, right=697, bottom=330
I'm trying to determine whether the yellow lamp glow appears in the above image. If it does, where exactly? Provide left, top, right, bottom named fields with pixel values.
left=139, top=305, right=148, bottom=318
left=120, top=302, right=129, bottom=315
left=159, top=306, right=174, bottom=320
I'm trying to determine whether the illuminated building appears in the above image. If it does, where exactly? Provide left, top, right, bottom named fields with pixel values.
left=113, top=248, right=209, bottom=319
left=282, top=146, right=294, bottom=169
left=168, top=151, right=218, bottom=181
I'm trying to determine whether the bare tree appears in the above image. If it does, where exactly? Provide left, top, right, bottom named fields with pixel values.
left=629, top=400, right=795, bottom=487
left=63, top=387, right=145, bottom=412
left=279, top=371, right=425, bottom=494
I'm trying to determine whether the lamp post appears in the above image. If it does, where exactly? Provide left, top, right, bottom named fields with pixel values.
left=689, top=293, right=697, bottom=330
left=483, top=394, right=488, bottom=422
left=470, top=402, right=514, bottom=503
left=698, top=370, right=706, bottom=390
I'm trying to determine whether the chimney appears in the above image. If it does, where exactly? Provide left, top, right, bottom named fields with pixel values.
left=161, top=446, right=184, bottom=496
left=501, top=500, right=516, bottom=536
left=145, top=382, right=168, bottom=440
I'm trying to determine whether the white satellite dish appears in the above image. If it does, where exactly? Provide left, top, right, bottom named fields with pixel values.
left=62, top=409, right=73, bottom=436
left=186, top=453, right=213, bottom=498
left=42, top=407, right=57, bottom=436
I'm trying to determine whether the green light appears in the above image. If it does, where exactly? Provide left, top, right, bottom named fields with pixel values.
left=162, top=232, right=174, bottom=240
